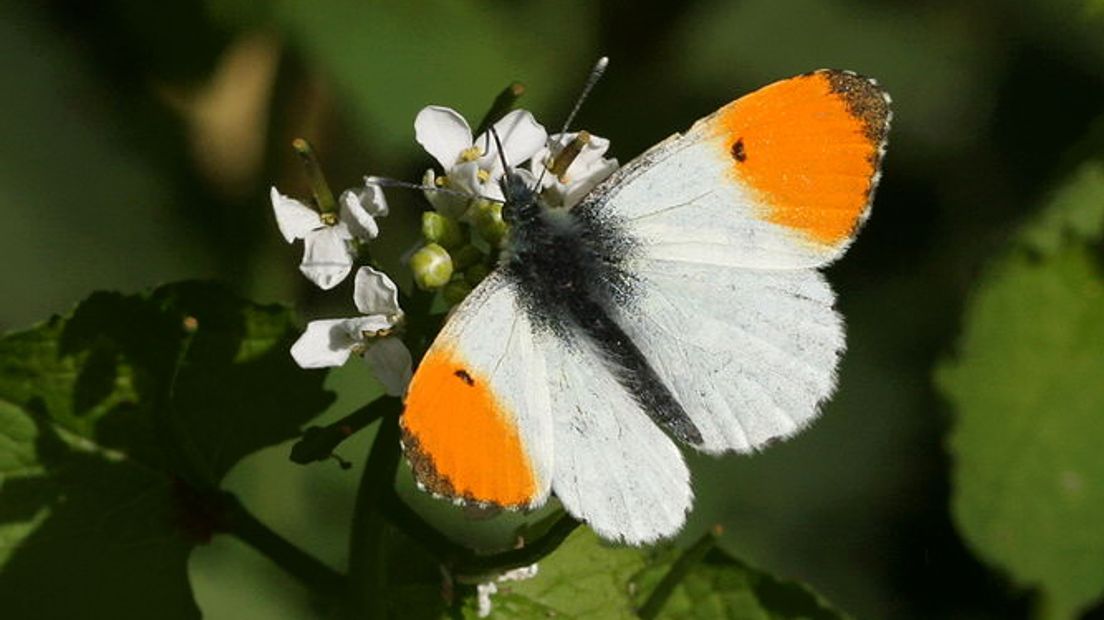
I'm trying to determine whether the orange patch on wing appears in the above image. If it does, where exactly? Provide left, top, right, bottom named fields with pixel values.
left=401, top=346, right=537, bottom=508
left=715, top=70, right=890, bottom=245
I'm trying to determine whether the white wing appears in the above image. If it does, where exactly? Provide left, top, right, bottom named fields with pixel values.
left=401, top=273, right=554, bottom=509
left=605, top=259, right=844, bottom=454
left=578, top=69, right=890, bottom=270
left=565, top=70, right=886, bottom=454
left=542, top=328, right=692, bottom=544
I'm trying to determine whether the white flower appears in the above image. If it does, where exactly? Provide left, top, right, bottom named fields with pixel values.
left=415, top=106, right=547, bottom=217
left=290, top=266, right=412, bottom=396
left=271, top=178, right=388, bottom=290
left=529, top=132, right=618, bottom=209
left=476, top=564, right=539, bottom=618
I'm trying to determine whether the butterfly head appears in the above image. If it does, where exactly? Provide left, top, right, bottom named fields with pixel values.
left=500, top=169, right=540, bottom=226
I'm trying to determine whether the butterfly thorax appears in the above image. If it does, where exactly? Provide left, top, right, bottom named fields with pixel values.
left=498, top=172, right=618, bottom=333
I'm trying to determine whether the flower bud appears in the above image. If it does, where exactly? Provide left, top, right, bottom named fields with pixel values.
left=464, top=263, right=491, bottom=286
left=410, top=243, right=453, bottom=290
left=442, top=278, right=474, bottom=305
left=472, top=200, right=507, bottom=247
left=421, top=212, right=465, bottom=249
left=450, top=245, right=485, bottom=271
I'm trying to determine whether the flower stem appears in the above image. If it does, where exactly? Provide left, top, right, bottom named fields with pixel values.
left=289, top=398, right=388, bottom=465
left=379, top=487, right=578, bottom=579
left=162, top=317, right=217, bottom=490
left=475, top=82, right=526, bottom=137
left=452, top=513, right=580, bottom=576
left=636, top=528, right=720, bottom=619
left=220, top=492, right=346, bottom=599
left=347, top=399, right=403, bottom=617
left=292, top=138, right=338, bottom=215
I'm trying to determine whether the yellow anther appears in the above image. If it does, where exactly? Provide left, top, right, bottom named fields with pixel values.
left=361, top=327, right=394, bottom=339
left=320, top=212, right=339, bottom=226
left=459, top=146, right=483, bottom=162
left=477, top=169, right=491, bottom=183
left=435, top=175, right=449, bottom=187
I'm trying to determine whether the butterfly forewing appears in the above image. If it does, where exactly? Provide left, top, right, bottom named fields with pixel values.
left=401, top=273, right=553, bottom=509
left=578, top=69, right=891, bottom=269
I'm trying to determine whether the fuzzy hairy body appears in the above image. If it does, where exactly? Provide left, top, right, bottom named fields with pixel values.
left=499, top=175, right=703, bottom=445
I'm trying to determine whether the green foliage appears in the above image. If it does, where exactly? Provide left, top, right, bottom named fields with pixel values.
left=1020, top=162, right=1104, bottom=255
left=458, top=529, right=845, bottom=619
left=939, top=161, right=1104, bottom=618
left=252, top=0, right=600, bottom=154
left=6, top=0, right=1104, bottom=617
left=0, top=282, right=333, bottom=619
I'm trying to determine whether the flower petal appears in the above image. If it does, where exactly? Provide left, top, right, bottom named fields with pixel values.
left=341, top=314, right=395, bottom=336
left=423, top=168, right=473, bottom=220
left=532, top=133, right=615, bottom=185
left=358, top=179, right=390, bottom=217
left=362, top=337, right=413, bottom=396
left=300, top=227, right=354, bottom=290
left=290, top=319, right=357, bottom=368
left=353, top=266, right=402, bottom=317
left=415, top=106, right=473, bottom=170
left=547, top=132, right=612, bottom=171
left=271, top=187, right=321, bottom=242
left=478, top=109, right=547, bottom=177
left=562, top=157, right=619, bottom=208
left=339, top=189, right=380, bottom=240
left=445, top=160, right=481, bottom=194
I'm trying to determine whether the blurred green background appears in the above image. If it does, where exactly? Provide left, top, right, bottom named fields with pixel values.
left=3, top=0, right=1103, bottom=618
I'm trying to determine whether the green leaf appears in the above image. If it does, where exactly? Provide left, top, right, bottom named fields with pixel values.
left=1020, top=161, right=1104, bottom=255
left=0, top=282, right=333, bottom=619
left=938, top=161, right=1104, bottom=618
left=457, top=528, right=845, bottom=619
left=633, top=550, right=845, bottom=620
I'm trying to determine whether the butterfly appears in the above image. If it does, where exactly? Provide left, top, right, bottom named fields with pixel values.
left=400, top=69, right=891, bottom=544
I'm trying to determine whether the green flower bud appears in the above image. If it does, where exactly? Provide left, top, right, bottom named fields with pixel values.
left=421, top=211, right=465, bottom=249
left=410, top=243, right=453, bottom=290
left=472, top=199, right=507, bottom=247
left=442, top=277, right=474, bottom=305
left=291, top=138, right=337, bottom=215
left=450, top=244, right=485, bottom=271
left=464, top=263, right=491, bottom=286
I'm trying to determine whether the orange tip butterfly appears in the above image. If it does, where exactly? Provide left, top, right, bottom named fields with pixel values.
left=401, top=66, right=891, bottom=544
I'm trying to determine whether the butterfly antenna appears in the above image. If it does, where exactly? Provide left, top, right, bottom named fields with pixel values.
left=488, top=126, right=514, bottom=202
left=365, top=176, right=504, bottom=204
left=560, top=56, right=609, bottom=137
left=535, top=56, right=609, bottom=190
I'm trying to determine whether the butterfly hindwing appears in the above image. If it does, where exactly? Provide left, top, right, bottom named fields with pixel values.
left=604, top=259, right=844, bottom=454
left=542, top=327, right=693, bottom=545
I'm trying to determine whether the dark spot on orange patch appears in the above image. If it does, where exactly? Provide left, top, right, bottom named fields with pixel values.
left=730, top=138, right=746, bottom=162
left=454, top=369, right=475, bottom=386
